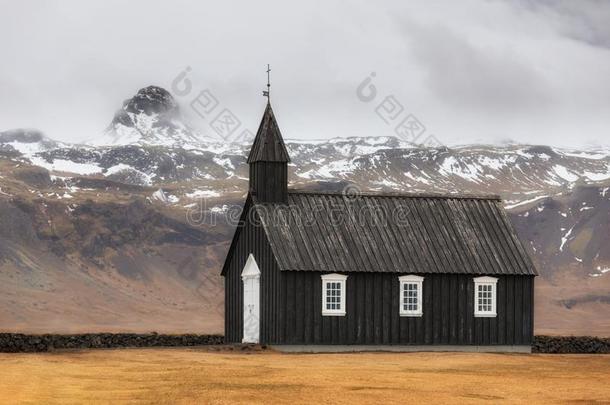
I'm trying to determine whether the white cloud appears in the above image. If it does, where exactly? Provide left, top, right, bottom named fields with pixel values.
left=0, top=0, right=608, bottom=148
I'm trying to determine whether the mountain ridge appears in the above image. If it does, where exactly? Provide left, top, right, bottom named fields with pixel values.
left=1, top=85, right=609, bottom=335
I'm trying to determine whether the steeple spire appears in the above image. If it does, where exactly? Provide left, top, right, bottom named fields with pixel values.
left=247, top=70, right=290, bottom=203
left=247, top=102, right=290, bottom=163
left=263, top=64, right=271, bottom=101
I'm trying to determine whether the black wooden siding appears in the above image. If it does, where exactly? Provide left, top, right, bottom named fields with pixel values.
left=224, top=205, right=282, bottom=343
left=274, top=272, right=534, bottom=345
left=249, top=162, right=288, bottom=203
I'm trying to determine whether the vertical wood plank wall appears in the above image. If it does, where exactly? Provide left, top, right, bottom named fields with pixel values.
left=275, top=272, right=534, bottom=346
left=225, top=208, right=281, bottom=343
left=249, top=162, right=288, bottom=203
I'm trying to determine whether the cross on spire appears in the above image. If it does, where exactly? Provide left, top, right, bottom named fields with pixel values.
left=263, top=64, right=271, bottom=101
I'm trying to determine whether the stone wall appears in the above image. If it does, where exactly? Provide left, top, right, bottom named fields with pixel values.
left=0, top=333, right=223, bottom=353
left=533, top=335, right=610, bottom=353
left=1, top=334, right=608, bottom=353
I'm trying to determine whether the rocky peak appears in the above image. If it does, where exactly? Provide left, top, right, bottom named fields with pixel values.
left=109, top=86, right=181, bottom=130
left=122, top=86, right=179, bottom=117
left=97, top=86, right=204, bottom=148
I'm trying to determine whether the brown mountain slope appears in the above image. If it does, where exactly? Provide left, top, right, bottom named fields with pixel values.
left=1, top=156, right=609, bottom=335
left=511, top=185, right=610, bottom=336
left=0, top=159, right=228, bottom=333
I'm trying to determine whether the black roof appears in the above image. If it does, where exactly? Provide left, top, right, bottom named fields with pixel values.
left=247, top=102, right=290, bottom=163
left=249, top=190, right=537, bottom=276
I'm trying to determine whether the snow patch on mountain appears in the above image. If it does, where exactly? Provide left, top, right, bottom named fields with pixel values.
left=583, top=166, right=610, bottom=182
left=560, top=226, right=575, bottom=252
left=590, top=267, right=610, bottom=277
left=404, top=171, right=431, bottom=184
left=439, top=156, right=482, bottom=182
left=152, top=188, right=179, bottom=204
left=186, top=189, right=221, bottom=199
left=552, top=165, right=579, bottom=182
left=105, top=163, right=154, bottom=186
left=505, top=195, right=549, bottom=210
left=561, top=150, right=610, bottom=160
left=105, top=163, right=136, bottom=176
left=29, top=156, right=102, bottom=175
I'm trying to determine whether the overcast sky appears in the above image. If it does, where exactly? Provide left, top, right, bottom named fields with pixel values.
left=1, top=0, right=609, bottom=148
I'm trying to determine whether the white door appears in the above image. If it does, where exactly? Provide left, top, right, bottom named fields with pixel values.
left=241, top=254, right=260, bottom=344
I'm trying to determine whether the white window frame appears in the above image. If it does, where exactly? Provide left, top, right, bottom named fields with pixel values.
left=473, top=276, right=498, bottom=317
left=321, top=273, right=347, bottom=316
left=399, top=275, right=424, bottom=317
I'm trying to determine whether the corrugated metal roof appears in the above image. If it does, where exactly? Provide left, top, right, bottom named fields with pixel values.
left=254, top=191, right=537, bottom=276
left=246, top=103, right=290, bottom=163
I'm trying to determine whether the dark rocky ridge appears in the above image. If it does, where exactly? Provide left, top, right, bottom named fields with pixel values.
left=0, top=334, right=607, bottom=353
left=109, top=86, right=180, bottom=130
left=532, top=335, right=610, bottom=353
left=0, top=333, right=223, bottom=352
left=124, top=86, right=179, bottom=116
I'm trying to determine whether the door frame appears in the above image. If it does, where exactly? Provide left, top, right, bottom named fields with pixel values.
left=241, top=254, right=261, bottom=344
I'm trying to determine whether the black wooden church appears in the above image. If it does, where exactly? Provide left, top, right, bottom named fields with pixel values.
left=222, top=101, right=537, bottom=351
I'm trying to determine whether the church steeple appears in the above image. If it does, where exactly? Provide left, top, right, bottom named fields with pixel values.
left=247, top=102, right=290, bottom=203
left=247, top=102, right=290, bottom=164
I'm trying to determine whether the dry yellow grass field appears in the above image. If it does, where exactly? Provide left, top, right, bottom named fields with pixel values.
left=1, top=348, right=609, bottom=404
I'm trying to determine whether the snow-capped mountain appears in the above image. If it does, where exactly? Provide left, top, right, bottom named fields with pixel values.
left=4, top=85, right=609, bottom=199
left=289, top=143, right=610, bottom=198
left=1, top=85, right=610, bottom=335
left=91, top=86, right=214, bottom=148
left=0, top=128, right=68, bottom=155
left=4, top=132, right=610, bottom=198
